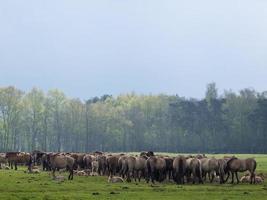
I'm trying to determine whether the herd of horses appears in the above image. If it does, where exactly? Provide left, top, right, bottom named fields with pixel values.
left=0, top=151, right=258, bottom=184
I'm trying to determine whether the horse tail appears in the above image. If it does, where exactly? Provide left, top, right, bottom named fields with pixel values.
left=198, top=160, right=204, bottom=183
left=253, top=159, right=257, bottom=172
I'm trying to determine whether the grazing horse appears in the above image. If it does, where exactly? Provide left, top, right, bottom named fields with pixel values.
left=146, top=156, right=166, bottom=184
left=201, top=158, right=219, bottom=183
left=225, top=157, right=257, bottom=184
left=31, top=150, right=46, bottom=166
left=134, top=155, right=148, bottom=182
left=70, top=153, right=85, bottom=169
left=107, top=155, right=120, bottom=177
left=118, top=155, right=128, bottom=178
left=173, top=155, right=187, bottom=184
left=164, top=157, right=174, bottom=180
left=97, top=155, right=107, bottom=176
left=49, top=154, right=76, bottom=180
left=126, top=156, right=136, bottom=182
left=41, top=153, right=52, bottom=171
left=218, top=158, right=228, bottom=184
left=83, top=154, right=95, bottom=172
left=6, top=152, right=32, bottom=171
left=186, top=158, right=203, bottom=184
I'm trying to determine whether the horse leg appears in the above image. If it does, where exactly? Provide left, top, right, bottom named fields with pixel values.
left=119, top=168, right=123, bottom=178
left=69, top=168, right=73, bottom=180
left=199, top=171, right=203, bottom=184
left=208, top=172, right=211, bottom=182
left=250, top=171, right=255, bottom=184
left=192, top=175, right=195, bottom=184
left=151, top=170, right=155, bottom=184
left=15, top=162, right=17, bottom=170
left=203, top=172, right=207, bottom=181
left=139, top=171, right=142, bottom=182
left=52, top=168, right=56, bottom=178
left=192, top=170, right=196, bottom=184
left=134, top=170, right=137, bottom=182
left=68, top=170, right=71, bottom=180
left=231, top=172, right=234, bottom=184
left=210, top=172, right=215, bottom=183
left=225, top=171, right=230, bottom=183
left=235, top=172, right=239, bottom=184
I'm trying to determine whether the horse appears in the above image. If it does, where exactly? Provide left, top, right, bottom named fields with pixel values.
left=201, top=158, right=219, bottom=183
left=48, top=153, right=76, bottom=180
left=125, top=156, right=136, bottom=182
left=186, top=157, right=203, bottom=184
left=97, top=155, right=107, bottom=176
left=134, top=155, right=148, bottom=182
left=225, top=157, right=257, bottom=184
left=106, top=155, right=120, bottom=177
left=173, top=155, right=187, bottom=184
left=118, top=155, right=128, bottom=178
left=83, top=154, right=95, bottom=172
left=164, top=157, right=174, bottom=180
left=146, top=156, right=166, bottom=184
left=218, top=158, right=228, bottom=184
left=6, top=152, right=32, bottom=171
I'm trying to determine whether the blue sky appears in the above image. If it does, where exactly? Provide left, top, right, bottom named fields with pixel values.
left=0, top=0, right=266, bottom=99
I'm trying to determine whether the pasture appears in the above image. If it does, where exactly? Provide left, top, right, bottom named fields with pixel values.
left=0, top=154, right=266, bottom=200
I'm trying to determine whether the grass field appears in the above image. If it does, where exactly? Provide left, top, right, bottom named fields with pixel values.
left=0, top=154, right=266, bottom=200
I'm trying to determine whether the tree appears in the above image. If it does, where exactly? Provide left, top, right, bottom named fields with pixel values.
left=0, top=87, right=23, bottom=151
left=48, top=89, right=66, bottom=152
left=23, top=88, right=45, bottom=151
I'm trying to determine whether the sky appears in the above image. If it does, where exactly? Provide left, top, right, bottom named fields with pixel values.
left=0, top=0, right=267, bottom=99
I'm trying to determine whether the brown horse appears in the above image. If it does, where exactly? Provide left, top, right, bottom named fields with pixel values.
left=97, top=155, right=107, bottom=176
left=83, top=154, right=95, bottom=171
left=134, top=155, right=148, bottom=182
left=49, top=153, right=76, bottom=180
left=6, top=152, right=32, bottom=171
left=201, top=158, right=219, bottom=183
left=70, top=153, right=85, bottom=169
left=107, top=155, right=120, bottom=177
left=186, top=157, right=203, bottom=184
left=146, top=156, right=166, bottom=184
left=173, top=155, right=187, bottom=184
left=225, top=157, right=257, bottom=184
left=164, top=157, right=174, bottom=180
left=218, top=158, right=228, bottom=184
left=126, top=156, right=136, bottom=182
left=118, top=155, right=128, bottom=178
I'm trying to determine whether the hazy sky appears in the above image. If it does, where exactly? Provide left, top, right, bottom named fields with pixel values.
left=0, top=1, right=266, bottom=99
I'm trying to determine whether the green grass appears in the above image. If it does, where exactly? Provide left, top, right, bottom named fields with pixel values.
left=0, top=154, right=267, bottom=200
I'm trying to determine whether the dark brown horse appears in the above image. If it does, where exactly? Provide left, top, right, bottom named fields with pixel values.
left=134, top=155, right=148, bottom=182
left=107, top=155, right=120, bottom=177
left=146, top=156, right=166, bottom=184
left=173, top=155, right=186, bottom=184
left=6, top=152, right=32, bottom=171
left=225, top=157, right=257, bottom=184
left=49, top=153, right=76, bottom=180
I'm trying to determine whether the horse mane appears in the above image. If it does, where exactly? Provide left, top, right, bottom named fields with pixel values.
left=226, top=156, right=238, bottom=166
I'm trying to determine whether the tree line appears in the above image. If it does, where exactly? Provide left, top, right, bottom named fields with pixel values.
left=0, top=83, right=266, bottom=153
